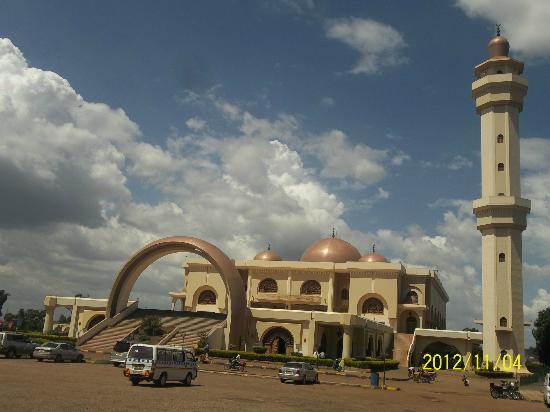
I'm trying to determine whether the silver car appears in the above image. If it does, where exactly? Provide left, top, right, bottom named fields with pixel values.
left=278, top=361, right=319, bottom=384
left=33, top=342, right=84, bottom=363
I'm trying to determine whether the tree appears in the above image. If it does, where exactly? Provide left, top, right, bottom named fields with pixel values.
left=0, top=290, right=9, bottom=317
left=532, top=307, right=550, bottom=367
left=141, top=315, right=163, bottom=336
left=14, top=309, right=46, bottom=331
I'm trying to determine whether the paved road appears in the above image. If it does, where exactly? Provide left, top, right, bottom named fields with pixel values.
left=0, top=359, right=543, bottom=412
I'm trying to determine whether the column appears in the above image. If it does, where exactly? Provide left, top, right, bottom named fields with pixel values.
left=327, top=272, right=334, bottom=312
left=342, top=325, right=353, bottom=359
left=287, top=272, right=292, bottom=310
left=43, top=306, right=55, bottom=334
left=246, top=272, right=252, bottom=308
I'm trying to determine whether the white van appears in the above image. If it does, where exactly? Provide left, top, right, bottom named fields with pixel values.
left=123, top=344, right=198, bottom=386
left=544, top=373, right=550, bottom=408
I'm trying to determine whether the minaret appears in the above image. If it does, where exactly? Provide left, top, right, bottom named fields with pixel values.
left=472, top=27, right=531, bottom=365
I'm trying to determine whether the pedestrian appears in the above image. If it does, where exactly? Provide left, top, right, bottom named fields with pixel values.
left=203, top=342, right=210, bottom=362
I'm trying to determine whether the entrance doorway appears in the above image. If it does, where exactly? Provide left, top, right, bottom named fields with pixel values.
left=262, top=327, right=294, bottom=355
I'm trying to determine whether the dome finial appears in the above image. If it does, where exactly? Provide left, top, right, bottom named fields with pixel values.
left=496, top=23, right=501, bottom=37
left=372, top=243, right=376, bottom=253
left=332, top=227, right=336, bottom=238
left=267, top=242, right=271, bottom=251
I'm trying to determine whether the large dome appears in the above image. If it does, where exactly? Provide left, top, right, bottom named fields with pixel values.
left=300, top=237, right=361, bottom=263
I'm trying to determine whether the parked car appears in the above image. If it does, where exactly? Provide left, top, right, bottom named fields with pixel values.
left=278, top=362, right=319, bottom=384
left=110, top=340, right=132, bottom=367
left=33, top=342, right=84, bottom=363
left=544, top=373, right=550, bottom=408
left=0, top=332, right=37, bottom=358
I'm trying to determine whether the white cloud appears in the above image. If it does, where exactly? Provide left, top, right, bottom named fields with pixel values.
left=447, top=155, right=473, bottom=170
left=304, top=129, right=387, bottom=185
left=326, top=18, right=408, bottom=74
left=185, top=116, right=206, bottom=131
left=456, top=0, right=550, bottom=59
left=320, top=96, right=335, bottom=107
left=524, top=289, right=550, bottom=321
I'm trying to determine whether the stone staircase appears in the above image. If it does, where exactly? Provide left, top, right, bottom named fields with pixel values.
left=79, top=309, right=226, bottom=352
left=393, top=332, right=414, bottom=367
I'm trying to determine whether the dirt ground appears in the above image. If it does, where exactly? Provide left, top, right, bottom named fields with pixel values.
left=0, top=358, right=545, bottom=412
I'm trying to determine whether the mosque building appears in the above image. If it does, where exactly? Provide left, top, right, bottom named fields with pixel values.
left=171, top=234, right=448, bottom=359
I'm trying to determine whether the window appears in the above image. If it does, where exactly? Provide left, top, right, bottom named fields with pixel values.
left=499, top=253, right=505, bottom=262
left=497, top=134, right=504, bottom=143
left=500, top=317, right=507, bottom=327
left=198, top=290, right=216, bottom=305
left=340, top=288, right=349, bottom=300
left=498, top=163, right=504, bottom=171
left=258, top=278, right=278, bottom=293
left=405, top=291, right=419, bottom=304
left=496, top=70, right=503, bottom=74
left=300, top=280, right=321, bottom=295
left=362, top=298, right=384, bottom=314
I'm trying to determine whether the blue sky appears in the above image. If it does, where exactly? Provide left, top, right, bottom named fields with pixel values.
left=0, top=1, right=549, bottom=345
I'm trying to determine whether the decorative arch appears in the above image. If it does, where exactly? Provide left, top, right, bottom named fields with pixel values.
left=405, top=290, right=419, bottom=304
left=258, top=278, right=278, bottom=293
left=198, top=290, right=217, bottom=305
left=300, top=280, right=321, bottom=295
left=362, top=298, right=384, bottom=314
left=357, top=293, right=388, bottom=316
left=86, top=314, right=105, bottom=331
left=106, top=236, right=247, bottom=349
left=261, top=326, right=295, bottom=355
left=499, top=317, right=507, bottom=327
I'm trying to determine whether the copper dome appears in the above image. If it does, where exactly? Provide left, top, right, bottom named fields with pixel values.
left=488, top=31, right=509, bottom=58
left=254, top=245, right=282, bottom=261
left=300, top=237, right=361, bottom=263
left=359, top=252, right=388, bottom=263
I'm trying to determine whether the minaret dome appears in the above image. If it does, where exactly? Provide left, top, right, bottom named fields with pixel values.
left=488, top=25, right=509, bottom=58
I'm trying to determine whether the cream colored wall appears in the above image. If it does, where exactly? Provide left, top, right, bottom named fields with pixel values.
left=349, top=273, right=398, bottom=322
left=249, top=271, right=290, bottom=297
left=251, top=320, right=303, bottom=352
left=185, top=269, right=227, bottom=313
left=289, top=271, right=330, bottom=300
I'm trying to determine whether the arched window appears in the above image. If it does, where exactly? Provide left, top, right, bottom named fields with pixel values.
left=498, top=163, right=504, bottom=171
left=406, top=291, right=419, bottom=304
left=258, top=278, right=278, bottom=293
left=496, top=70, right=503, bottom=74
left=498, top=253, right=506, bottom=262
left=198, top=290, right=216, bottom=305
left=300, top=280, right=321, bottom=295
left=340, top=288, right=349, bottom=300
left=497, top=134, right=504, bottom=143
left=499, top=317, right=507, bottom=327
left=362, top=297, right=384, bottom=314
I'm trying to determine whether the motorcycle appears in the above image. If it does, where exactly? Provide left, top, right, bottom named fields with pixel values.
left=489, top=380, right=523, bottom=400
left=225, top=358, right=246, bottom=372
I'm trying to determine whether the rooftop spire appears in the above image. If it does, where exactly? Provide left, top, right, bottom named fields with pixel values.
left=331, top=227, right=336, bottom=238
left=372, top=243, right=376, bottom=253
left=496, top=23, right=501, bottom=37
left=267, top=243, right=271, bottom=251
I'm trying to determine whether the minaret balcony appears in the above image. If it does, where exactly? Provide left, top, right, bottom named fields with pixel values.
left=472, top=73, right=528, bottom=113
left=473, top=196, right=530, bottom=230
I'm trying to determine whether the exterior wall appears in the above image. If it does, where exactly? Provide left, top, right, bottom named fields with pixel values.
left=184, top=267, right=227, bottom=313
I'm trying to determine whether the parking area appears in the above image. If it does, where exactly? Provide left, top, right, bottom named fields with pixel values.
left=0, top=359, right=545, bottom=412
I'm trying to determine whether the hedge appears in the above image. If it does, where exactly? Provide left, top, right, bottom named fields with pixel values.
left=22, top=332, right=76, bottom=344
left=474, top=370, right=514, bottom=378
left=195, top=348, right=398, bottom=371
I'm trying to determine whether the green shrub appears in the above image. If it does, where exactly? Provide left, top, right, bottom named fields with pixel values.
left=23, top=332, right=76, bottom=344
left=193, top=348, right=398, bottom=370
left=140, top=315, right=163, bottom=336
left=291, top=352, right=303, bottom=357
left=475, top=370, right=514, bottom=378
left=252, top=346, right=267, bottom=354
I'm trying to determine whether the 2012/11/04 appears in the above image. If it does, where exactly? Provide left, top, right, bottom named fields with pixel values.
left=422, top=353, right=522, bottom=371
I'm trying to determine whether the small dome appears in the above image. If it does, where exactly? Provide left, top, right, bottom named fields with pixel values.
left=300, top=236, right=361, bottom=263
left=254, top=244, right=282, bottom=261
left=359, top=244, right=388, bottom=263
left=359, top=252, right=388, bottom=263
left=488, top=33, right=509, bottom=58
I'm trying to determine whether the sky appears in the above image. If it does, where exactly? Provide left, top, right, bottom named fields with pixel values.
left=0, top=0, right=549, bottom=346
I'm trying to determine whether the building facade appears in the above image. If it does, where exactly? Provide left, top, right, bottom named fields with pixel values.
left=173, top=236, right=448, bottom=358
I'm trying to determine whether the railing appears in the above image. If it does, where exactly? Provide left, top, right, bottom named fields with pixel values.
left=76, top=300, right=139, bottom=347
left=252, top=294, right=326, bottom=305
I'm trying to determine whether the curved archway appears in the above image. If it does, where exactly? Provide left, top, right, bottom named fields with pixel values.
left=86, top=314, right=105, bottom=331
left=261, top=326, right=294, bottom=355
left=357, top=293, right=388, bottom=316
left=106, top=236, right=247, bottom=349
